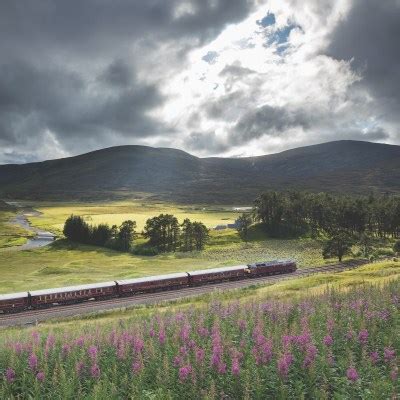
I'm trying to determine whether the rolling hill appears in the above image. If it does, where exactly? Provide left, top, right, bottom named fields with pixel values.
left=0, top=140, right=399, bottom=203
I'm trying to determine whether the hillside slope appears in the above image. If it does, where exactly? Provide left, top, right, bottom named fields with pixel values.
left=1, top=140, right=399, bottom=203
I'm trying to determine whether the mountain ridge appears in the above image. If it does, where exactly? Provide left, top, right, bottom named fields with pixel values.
left=1, top=140, right=399, bottom=204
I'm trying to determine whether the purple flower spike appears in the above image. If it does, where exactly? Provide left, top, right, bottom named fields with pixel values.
left=36, top=371, right=45, bottom=382
left=90, top=363, right=101, bottom=379
left=5, top=368, right=16, bottom=383
left=384, top=347, right=396, bottom=363
left=323, top=335, right=333, bottom=347
left=28, top=353, right=38, bottom=371
left=88, top=345, right=98, bottom=360
left=346, top=367, right=359, bottom=382
left=278, top=353, right=293, bottom=378
left=358, top=329, right=368, bottom=345
left=179, top=365, right=192, bottom=382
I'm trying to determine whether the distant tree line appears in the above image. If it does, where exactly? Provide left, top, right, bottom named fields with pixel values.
left=63, top=213, right=209, bottom=254
left=253, top=191, right=400, bottom=261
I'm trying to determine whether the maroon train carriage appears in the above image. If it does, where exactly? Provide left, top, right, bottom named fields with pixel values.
left=188, top=265, right=247, bottom=285
left=247, top=260, right=297, bottom=277
left=0, top=292, right=29, bottom=313
left=116, top=273, right=189, bottom=295
left=29, top=281, right=117, bottom=307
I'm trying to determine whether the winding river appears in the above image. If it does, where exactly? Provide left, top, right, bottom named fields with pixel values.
left=6, top=202, right=56, bottom=250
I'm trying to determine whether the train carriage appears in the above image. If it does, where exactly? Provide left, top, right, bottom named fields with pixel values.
left=29, top=281, right=117, bottom=307
left=188, top=265, right=247, bottom=285
left=0, top=292, right=29, bottom=313
left=247, top=260, right=296, bottom=276
left=116, top=273, right=189, bottom=295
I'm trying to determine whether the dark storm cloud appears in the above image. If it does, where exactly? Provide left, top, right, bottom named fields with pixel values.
left=327, top=0, right=400, bottom=123
left=0, top=0, right=258, bottom=162
left=231, top=105, right=310, bottom=144
left=0, top=60, right=163, bottom=148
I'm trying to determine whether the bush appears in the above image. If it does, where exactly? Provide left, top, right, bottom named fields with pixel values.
left=393, top=240, right=400, bottom=254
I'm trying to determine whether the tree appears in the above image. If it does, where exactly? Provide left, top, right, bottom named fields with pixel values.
left=358, top=233, right=374, bottom=258
left=235, top=213, right=252, bottom=242
left=192, top=222, right=209, bottom=250
left=116, top=220, right=136, bottom=252
left=91, top=223, right=112, bottom=247
left=63, top=215, right=91, bottom=243
left=181, top=218, right=194, bottom=252
left=143, top=214, right=180, bottom=252
left=322, top=231, right=355, bottom=262
left=394, top=240, right=400, bottom=255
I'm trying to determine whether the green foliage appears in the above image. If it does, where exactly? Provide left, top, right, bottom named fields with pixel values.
left=322, top=231, right=355, bottom=262
left=63, top=215, right=91, bottom=244
left=143, top=214, right=209, bottom=253
left=143, top=214, right=180, bottom=252
left=235, top=213, right=252, bottom=242
left=394, top=240, right=400, bottom=254
left=63, top=215, right=135, bottom=252
left=115, top=220, right=136, bottom=252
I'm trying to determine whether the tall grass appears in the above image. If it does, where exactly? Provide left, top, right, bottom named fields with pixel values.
left=1, top=279, right=398, bottom=399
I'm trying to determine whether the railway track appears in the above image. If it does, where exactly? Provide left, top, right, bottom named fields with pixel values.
left=0, top=259, right=369, bottom=328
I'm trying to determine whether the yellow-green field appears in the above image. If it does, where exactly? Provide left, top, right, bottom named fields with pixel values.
left=26, top=200, right=242, bottom=235
left=0, top=201, right=333, bottom=294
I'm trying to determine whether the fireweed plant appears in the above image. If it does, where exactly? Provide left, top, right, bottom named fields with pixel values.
left=1, top=280, right=399, bottom=399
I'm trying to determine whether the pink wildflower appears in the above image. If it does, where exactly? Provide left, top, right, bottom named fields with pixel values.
left=217, top=362, right=227, bottom=374
left=62, top=343, right=71, bottom=356
left=13, top=342, right=23, bottom=355
left=303, top=344, right=318, bottom=368
left=278, top=352, right=293, bottom=378
left=158, top=330, right=166, bottom=345
left=358, top=329, right=368, bottom=345
left=195, top=347, right=205, bottom=364
left=390, top=367, right=398, bottom=382
left=231, top=358, right=240, bottom=376
left=28, top=353, right=38, bottom=370
left=370, top=351, right=379, bottom=364
left=345, top=330, right=354, bottom=340
left=75, top=361, right=85, bottom=376
left=323, top=335, right=333, bottom=347
left=88, top=345, right=98, bottom=360
left=132, top=360, right=142, bottom=374
left=346, top=367, right=359, bottom=382
left=179, top=365, right=192, bottom=382
left=36, top=371, right=45, bottom=382
left=384, top=347, right=396, bottom=363
left=5, top=368, right=15, bottom=383
left=90, top=363, right=101, bottom=379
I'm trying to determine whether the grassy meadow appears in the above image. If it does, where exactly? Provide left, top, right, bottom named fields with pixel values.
left=0, top=201, right=331, bottom=294
left=0, top=261, right=398, bottom=399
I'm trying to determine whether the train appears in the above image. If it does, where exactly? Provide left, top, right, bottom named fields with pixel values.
left=0, top=260, right=296, bottom=313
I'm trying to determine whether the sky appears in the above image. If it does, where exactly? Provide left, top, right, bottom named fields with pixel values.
left=0, top=0, right=399, bottom=164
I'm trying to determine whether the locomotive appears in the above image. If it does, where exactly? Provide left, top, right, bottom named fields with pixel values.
left=0, top=260, right=296, bottom=313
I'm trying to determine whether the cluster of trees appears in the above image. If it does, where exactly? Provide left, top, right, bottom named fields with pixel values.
left=253, top=191, right=400, bottom=261
left=63, top=213, right=209, bottom=254
left=143, top=214, right=209, bottom=252
left=63, top=215, right=136, bottom=252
